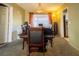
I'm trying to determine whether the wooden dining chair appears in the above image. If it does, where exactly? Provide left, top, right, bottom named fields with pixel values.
left=45, top=35, right=54, bottom=47
left=19, top=33, right=28, bottom=49
left=19, top=25, right=28, bottom=50
left=44, top=28, right=54, bottom=47
left=27, top=27, right=45, bottom=56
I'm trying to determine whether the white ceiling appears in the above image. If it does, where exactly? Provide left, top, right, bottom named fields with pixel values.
left=17, top=3, right=63, bottom=12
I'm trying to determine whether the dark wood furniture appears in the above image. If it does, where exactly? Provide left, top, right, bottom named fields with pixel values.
left=19, top=25, right=28, bottom=50
left=19, top=25, right=54, bottom=56
left=54, top=22, right=58, bottom=35
left=44, top=28, right=54, bottom=47
left=45, top=35, right=53, bottom=47
left=19, top=33, right=28, bottom=49
left=27, top=27, right=45, bottom=55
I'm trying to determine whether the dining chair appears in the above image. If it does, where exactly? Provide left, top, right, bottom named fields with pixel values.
left=19, top=25, right=28, bottom=50
left=44, top=28, right=54, bottom=47
left=27, top=27, right=45, bottom=56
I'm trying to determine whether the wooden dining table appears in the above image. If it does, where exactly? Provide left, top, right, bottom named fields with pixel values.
left=19, top=27, right=54, bottom=50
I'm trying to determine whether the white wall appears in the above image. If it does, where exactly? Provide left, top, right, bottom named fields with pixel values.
left=0, top=6, right=8, bottom=43
left=60, top=12, right=64, bottom=37
left=62, top=4, right=79, bottom=51
left=5, top=4, right=26, bottom=42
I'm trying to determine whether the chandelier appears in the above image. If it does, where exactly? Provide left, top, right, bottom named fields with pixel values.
left=36, top=3, right=43, bottom=13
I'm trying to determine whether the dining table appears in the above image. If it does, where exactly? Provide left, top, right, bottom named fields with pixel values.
left=19, top=27, right=54, bottom=50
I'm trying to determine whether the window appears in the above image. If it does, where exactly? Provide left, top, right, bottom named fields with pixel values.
left=32, top=14, right=51, bottom=28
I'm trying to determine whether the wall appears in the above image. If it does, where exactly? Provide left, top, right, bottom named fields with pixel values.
left=59, top=5, right=66, bottom=37
left=51, top=6, right=64, bottom=35
left=25, top=11, right=29, bottom=22
left=0, top=6, right=8, bottom=43
left=8, top=3, right=25, bottom=41
left=62, top=3, right=79, bottom=50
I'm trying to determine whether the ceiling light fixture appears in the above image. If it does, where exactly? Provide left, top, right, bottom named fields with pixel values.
left=36, top=3, right=43, bottom=13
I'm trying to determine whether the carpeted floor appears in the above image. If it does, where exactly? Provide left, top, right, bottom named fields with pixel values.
left=0, top=36, right=79, bottom=56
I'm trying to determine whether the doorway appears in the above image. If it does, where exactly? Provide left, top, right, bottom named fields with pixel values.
left=63, top=9, right=68, bottom=37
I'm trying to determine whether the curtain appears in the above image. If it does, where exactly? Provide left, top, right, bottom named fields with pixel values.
left=29, top=12, right=33, bottom=25
left=48, top=13, right=52, bottom=24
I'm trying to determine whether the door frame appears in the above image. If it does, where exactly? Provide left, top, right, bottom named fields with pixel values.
left=60, top=8, right=68, bottom=38
left=63, top=8, right=68, bottom=37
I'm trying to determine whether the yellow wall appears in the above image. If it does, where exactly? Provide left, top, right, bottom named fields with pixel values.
left=8, top=3, right=25, bottom=41
left=51, top=7, right=63, bottom=35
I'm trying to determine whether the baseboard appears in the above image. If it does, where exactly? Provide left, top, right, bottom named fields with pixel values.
left=64, top=37, right=70, bottom=41
left=0, top=43, right=5, bottom=45
left=0, top=43, right=7, bottom=48
left=64, top=38, right=79, bottom=52
left=68, top=41, right=79, bottom=52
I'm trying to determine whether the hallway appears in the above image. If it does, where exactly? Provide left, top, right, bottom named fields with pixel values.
left=0, top=36, right=79, bottom=56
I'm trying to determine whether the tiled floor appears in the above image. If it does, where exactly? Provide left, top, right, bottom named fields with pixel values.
left=0, top=36, right=79, bottom=56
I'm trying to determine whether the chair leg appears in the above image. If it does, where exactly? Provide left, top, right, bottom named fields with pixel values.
left=51, top=39, right=54, bottom=47
left=43, top=49, right=45, bottom=56
left=26, top=39, right=28, bottom=44
left=22, top=38, right=25, bottom=50
left=28, top=46, right=30, bottom=56
left=27, top=51, right=30, bottom=56
left=52, top=40, right=54, bottom=47
left=43, top=46, right=45, bottom=56
left=49, top=39, right=53, bottom=47
left=51, top=39, right=52, bottom=47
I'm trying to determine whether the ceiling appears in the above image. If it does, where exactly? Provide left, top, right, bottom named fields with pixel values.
left=17, top=3, right=63, bottom=13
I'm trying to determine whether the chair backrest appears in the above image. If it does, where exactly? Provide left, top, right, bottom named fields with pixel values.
left=28, top=27, right=44, bottom=46
left=21, top=24, right=29, bottom=34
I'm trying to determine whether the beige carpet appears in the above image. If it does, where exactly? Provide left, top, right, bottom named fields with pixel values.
left=0, top=36, right=79, bottom=56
